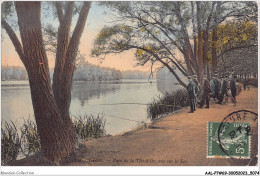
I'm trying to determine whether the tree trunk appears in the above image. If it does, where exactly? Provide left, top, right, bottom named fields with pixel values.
left=196, top=2, right=204, bottom=84
left=15, top=2, right=75, bottom=163
left=54, top=2, right=91, bottom=119
left=53, top=2, right=74, bottom=117
left=212, top=27, right=218, bottom=74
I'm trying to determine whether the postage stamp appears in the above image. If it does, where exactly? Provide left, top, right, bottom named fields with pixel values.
left=207, top=122, right=251, bottom=159
left=207, top=110, right=258, bottom=159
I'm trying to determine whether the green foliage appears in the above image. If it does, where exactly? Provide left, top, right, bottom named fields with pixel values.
left=214, top=21, right=257, bottom=53
left=215, top=22, right=257, bottom=75
left=1, top=114, right=106, bottom=164
left=147, top=89, right=189, bottom=120
left=73, top=114, right=106, bottom=141
left=1, top=2, right=14, bottom=20
left=91, top=24, right=132, bottom=57
left=93, top=1, right=258, bottom=86
left=217, top=46, right=257, bottom=76
left=43, top=24, right=58, bottom=53
left=1, top=121, right=21, bottom=164
left=20, top=119, right=41, bottom=157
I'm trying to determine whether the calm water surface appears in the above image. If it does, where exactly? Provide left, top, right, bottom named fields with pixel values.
left=1, top=79, right=180, bottom=135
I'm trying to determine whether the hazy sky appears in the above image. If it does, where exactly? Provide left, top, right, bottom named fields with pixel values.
left=1, top=2, right=154, bottom=72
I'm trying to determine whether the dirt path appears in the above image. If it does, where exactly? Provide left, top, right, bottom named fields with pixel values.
left=66, top=86, right=257, bottom=166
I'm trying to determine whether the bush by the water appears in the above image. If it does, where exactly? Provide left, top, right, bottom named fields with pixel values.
left=1, top=114, right=106, bottom=164
left=73, top=114, right=106, bottom=141
left=147, top=89, right=189, bottom=120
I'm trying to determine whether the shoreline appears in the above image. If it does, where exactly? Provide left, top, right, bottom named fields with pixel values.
left=8, top=86, right=258, bottom=166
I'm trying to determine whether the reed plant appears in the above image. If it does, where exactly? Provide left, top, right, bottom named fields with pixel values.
left=20, top=119, right=41, bottom=157
left=147, top=89, right=189, bottom=120
left=1, top=114, right=106, bottom=164
left=73, top=114, right=106, bottom=141
left=1, top=121, right=21, bottom=164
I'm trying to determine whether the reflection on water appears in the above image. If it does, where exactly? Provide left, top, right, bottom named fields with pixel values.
left=156, top=79, right=184, bottom=94
left=72, top=81, right=120, bottom=107
left=2, top=79, right=178, bottom=135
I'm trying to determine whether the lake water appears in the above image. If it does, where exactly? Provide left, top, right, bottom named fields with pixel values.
left=1, top=79, right=181, bottom=135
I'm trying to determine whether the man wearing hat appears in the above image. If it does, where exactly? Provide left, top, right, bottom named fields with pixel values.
left=187, top=76, right=196, bottom=113
left=218, top=75, right=228, bottom=104
left=214, top=73, right=221, bottom=101
left=192, top=75, right=199, bottom=108
left=199, top=75, right=210, bottom=108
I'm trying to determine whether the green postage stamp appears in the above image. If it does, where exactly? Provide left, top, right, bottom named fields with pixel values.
left=207, top=122, right=251, bottom=159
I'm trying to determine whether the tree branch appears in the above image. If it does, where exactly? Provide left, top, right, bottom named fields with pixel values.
left=2, top=20, right=26, bottom=65
left=139, top=22, right=188, bottom=76
left=129, top=44, right=187, bottom=88
left=65, top=2, right=91, bottom=66
left=54, top=1, right=74, bottom=74
left=55, top=2, right=64, bottom=24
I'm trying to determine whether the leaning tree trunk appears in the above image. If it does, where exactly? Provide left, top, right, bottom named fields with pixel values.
left=15, top=2, right=75, bottom=163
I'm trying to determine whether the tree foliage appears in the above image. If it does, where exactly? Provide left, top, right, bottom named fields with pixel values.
left=92, top=1, right=258, bottom=87
left=217, top=46, right=257, bottom=76
left=210, top=21, right=257, bottom=61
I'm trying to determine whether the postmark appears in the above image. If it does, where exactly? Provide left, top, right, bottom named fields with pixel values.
left=207, top=110, right=258, bottom=159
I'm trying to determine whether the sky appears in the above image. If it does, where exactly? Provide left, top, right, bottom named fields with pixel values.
left=1, top=2, right=154, bottom=72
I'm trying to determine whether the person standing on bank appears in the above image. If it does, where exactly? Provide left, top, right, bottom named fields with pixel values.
left=187, top=76, right=196, bottom=113
left=199, top=75, right=210, bottom=109
left=218, top=75, right=228, bottom=104
left=243, top=79, right=248, bottom=91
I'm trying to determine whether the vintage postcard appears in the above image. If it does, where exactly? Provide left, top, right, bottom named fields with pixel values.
left=1, top=1, right=258, bottom=175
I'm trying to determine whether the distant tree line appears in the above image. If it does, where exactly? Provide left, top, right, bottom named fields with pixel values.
left=1, top=63, right=123, bottom=81
left=1, top=66, right=28, bottom=80
left=2, top=63, right=152, bottom=81
left=73, top=61, right=122, bottom=81
left=121, top=70, right=150, bottom=79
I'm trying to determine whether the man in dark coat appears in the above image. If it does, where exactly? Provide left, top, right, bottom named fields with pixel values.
left=218, top=75, right=228, bottom=104
left=214, top=74, right=221, bottom=101
left=187, top=76, right=196, bottom=113
left=199, top=75, right=211, bottom=108
left=243, top=79, right=248, bottom=91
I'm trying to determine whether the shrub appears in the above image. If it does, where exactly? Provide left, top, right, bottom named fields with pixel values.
left=147, top=89, right=189, bottom=121
left=73, top=114, right=106, bottom=141
left=247, top=78, right=258, bottom=87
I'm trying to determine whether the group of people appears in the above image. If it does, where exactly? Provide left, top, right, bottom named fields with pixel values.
left=187, top=73, right=238, bottom=113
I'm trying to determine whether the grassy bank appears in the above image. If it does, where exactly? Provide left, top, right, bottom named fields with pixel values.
left=1, top=114, right=106, bottom=164
left=147, top=89, right=189, bottom=121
